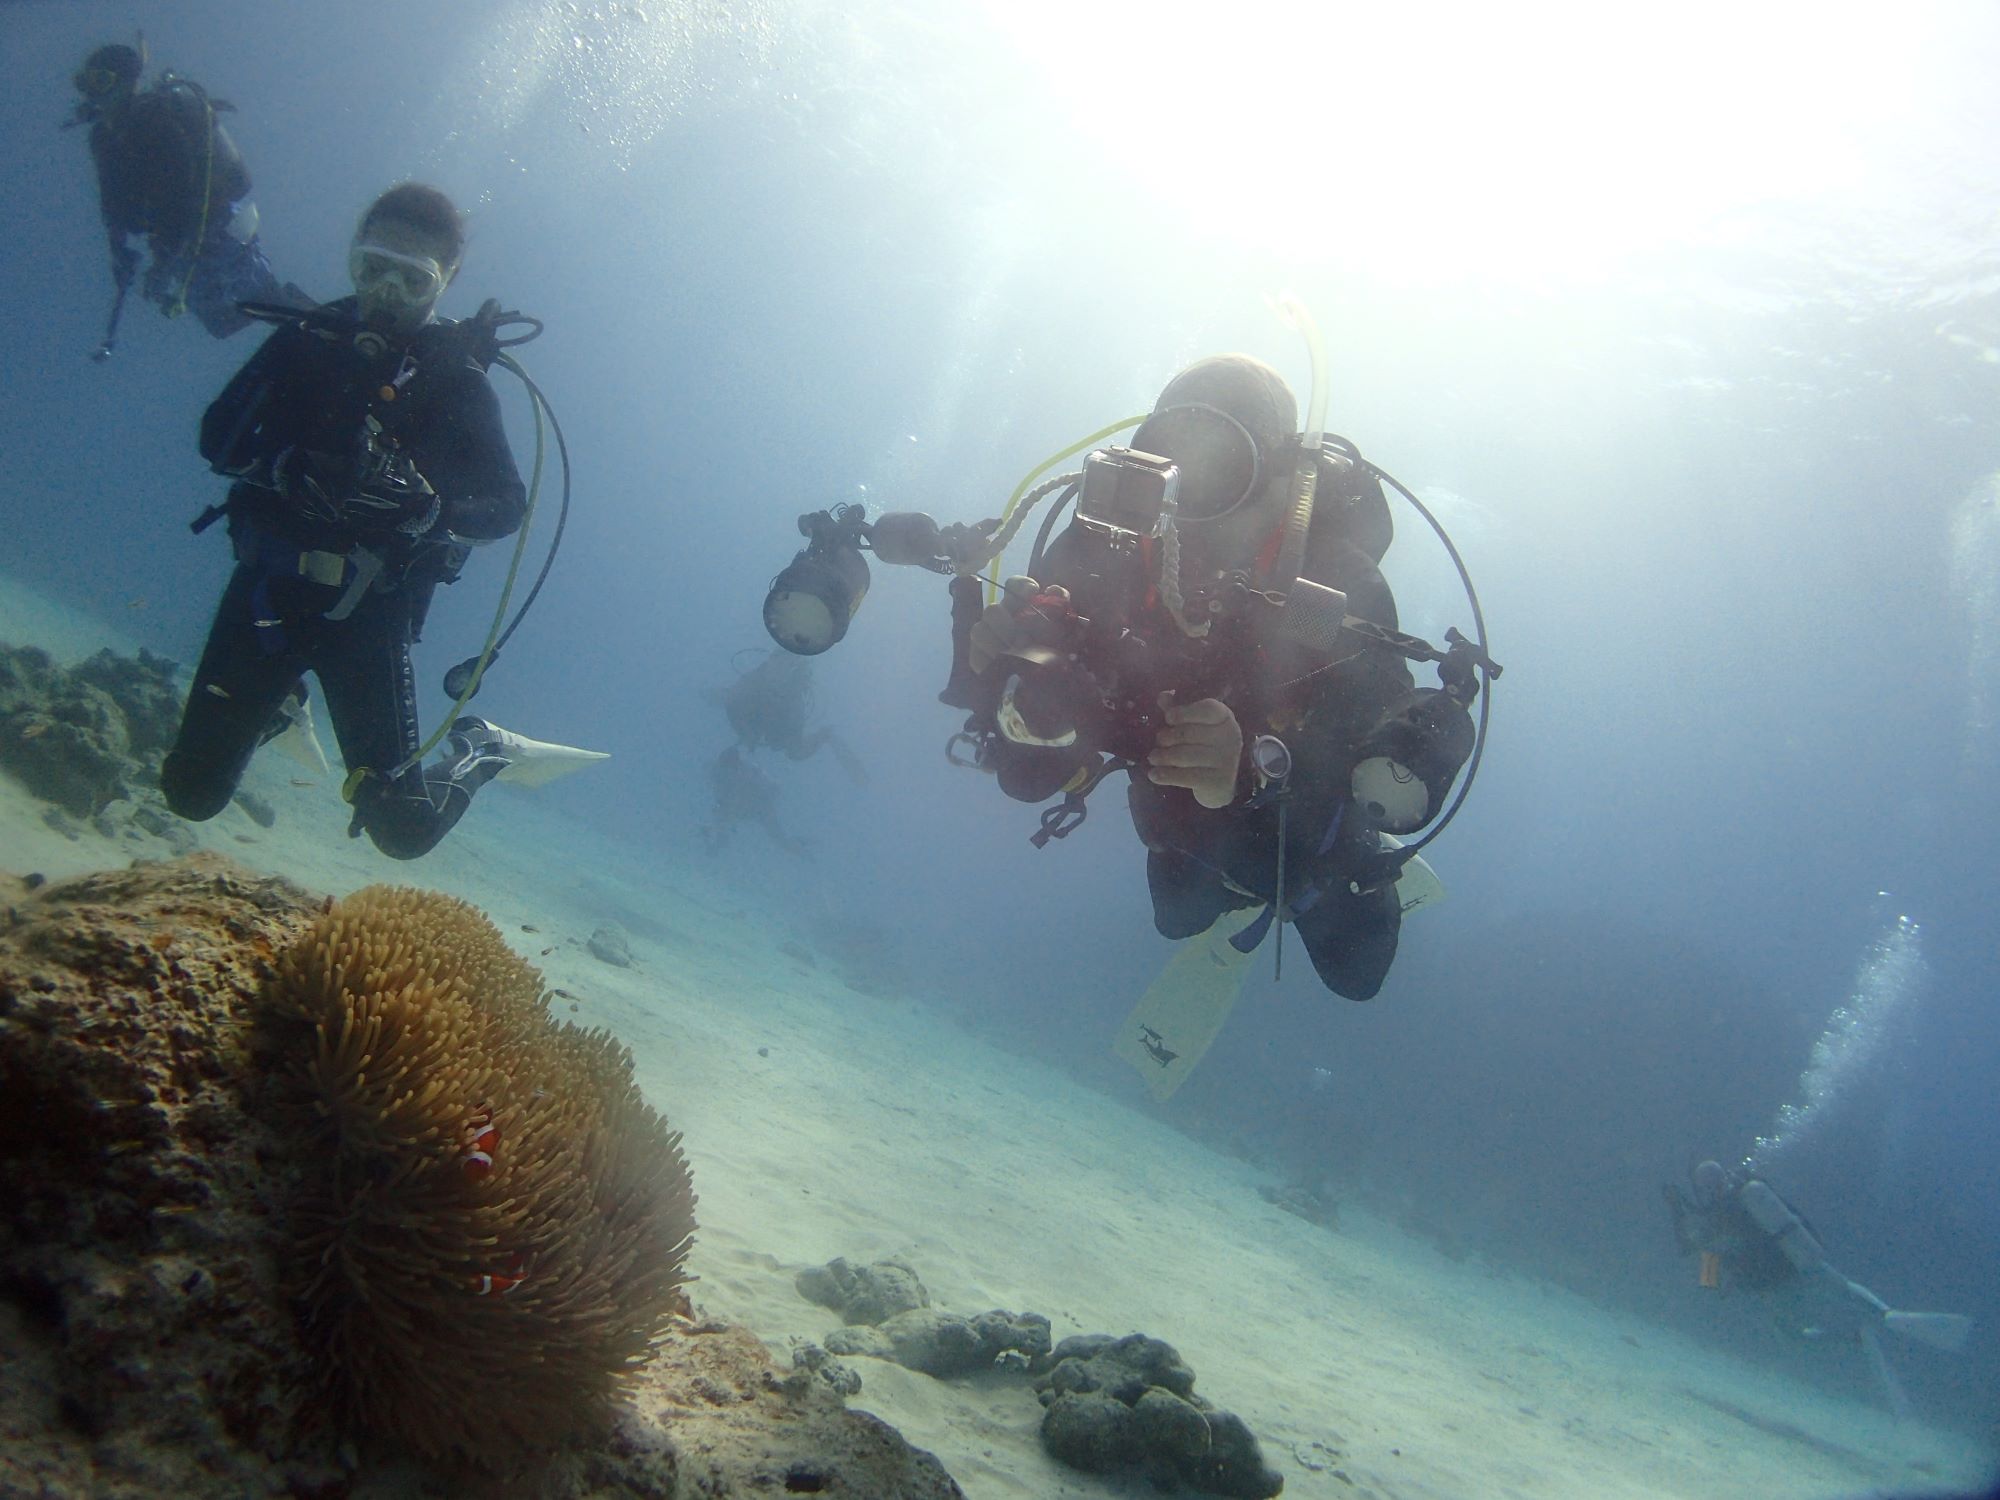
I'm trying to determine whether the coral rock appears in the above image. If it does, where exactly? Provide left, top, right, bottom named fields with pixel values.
left=0, top=856, right=966, bottom=1498
left=1033, top=1333, right=1282, bottom=1498
left=794, top=1255, right=929, bottom=1325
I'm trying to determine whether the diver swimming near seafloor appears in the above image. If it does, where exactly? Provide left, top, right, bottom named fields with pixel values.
left=1664, top=1159, right=1973, bottom=1421
left=162, top=182, right=602, bottom=860
left=759, top=302, right=1497, bottom=1020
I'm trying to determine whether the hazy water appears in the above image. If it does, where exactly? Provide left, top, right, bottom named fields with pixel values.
left=5, top=0, right=1999, bottom=1468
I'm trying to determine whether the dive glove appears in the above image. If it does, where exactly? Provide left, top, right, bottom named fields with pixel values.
left=969, top=576, right=1052, bottom=674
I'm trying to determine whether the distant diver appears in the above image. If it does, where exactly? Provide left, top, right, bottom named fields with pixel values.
left=162, top=182, right=603, bottom=859
left=718, top=648, right=868, bottom=785
left=1664, top=1159, right=1972, bottom=1420
left=699, top=746, right=810, bottom=857
left=66, top=37, right=309, bottom=356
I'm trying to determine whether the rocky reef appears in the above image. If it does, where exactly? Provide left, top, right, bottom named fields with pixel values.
left=0, top=856, right=963, bottom=1499
left=0, top=641, right=211, bottom=850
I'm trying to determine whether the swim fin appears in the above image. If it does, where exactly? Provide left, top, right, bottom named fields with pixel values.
left=1113, top=840, right=1445, bottom=1102
left=1113, top=910, right=1262, bottom=1102
left=830, top=735, right=869, bottom=787
left=1380, top=833, right=1445, bottom=913
left=1859, top=1323, right=1913, bottom=1423
left=450, top=718, right=610, bottom=788
left=268, top=691, right=329, bottom=775
left=1883, top=1311, right=1973, bottom=1352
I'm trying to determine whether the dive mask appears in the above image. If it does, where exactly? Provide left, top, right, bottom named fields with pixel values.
left=1128, top=402, right=1263, bottom=524
left=74, top=65, right=126, bottom=99
left=74, top=39, right=143, bottom=101
left=349, top=244, right=447, bottom=307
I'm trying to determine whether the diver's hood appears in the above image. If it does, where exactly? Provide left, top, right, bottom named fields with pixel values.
left=1692, top=1160, right=1729, bottom=1206
left=1132, top=354, right=1299, bottom=524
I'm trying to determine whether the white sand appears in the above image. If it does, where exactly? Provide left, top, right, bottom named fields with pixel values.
left=3, top=574, right=1993, bottom=1500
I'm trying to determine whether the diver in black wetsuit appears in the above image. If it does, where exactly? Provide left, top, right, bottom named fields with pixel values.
left=67, top=40, right=300, bottom=347
left=966, top=356, right=1476, bottom=1000
left=162, top=183, right=535, bottom=861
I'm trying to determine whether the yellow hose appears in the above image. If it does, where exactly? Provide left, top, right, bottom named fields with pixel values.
left=986, top=413, right=1147, bottom=604
left=353, top=353, right=547, bottom=793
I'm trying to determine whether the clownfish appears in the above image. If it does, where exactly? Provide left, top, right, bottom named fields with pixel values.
left=460, top=1105, right=499, bottom=1181
left=470, top=1251, right=528, bottom=1297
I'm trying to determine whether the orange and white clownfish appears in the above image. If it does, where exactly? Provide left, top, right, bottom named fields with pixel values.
left=470, top=1251, right=528, bottom=1297
left=460, top=1105, right=499, bottom=1182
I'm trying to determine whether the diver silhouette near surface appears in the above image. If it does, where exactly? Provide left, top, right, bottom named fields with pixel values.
left=66, top=38, right=309, bottom=354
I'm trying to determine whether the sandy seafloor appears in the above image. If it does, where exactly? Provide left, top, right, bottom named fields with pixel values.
left=2, top=574, right=1994, bottom=1500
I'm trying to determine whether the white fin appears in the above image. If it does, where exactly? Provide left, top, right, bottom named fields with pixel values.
left=484, top=723, right=611, bottom=788
left=1380, top=833, right=1445, bottom=914
left=271, top=695, right=329, bottom=775
left=1884, top=1311, right=1973, bottom=1352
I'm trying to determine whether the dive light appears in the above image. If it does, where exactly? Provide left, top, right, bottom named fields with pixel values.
left=763, top=506, right=957, bottom=656
left=763, top=505, right=872, bottom=656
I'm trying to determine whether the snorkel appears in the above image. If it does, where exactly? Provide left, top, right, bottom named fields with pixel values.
left=1277, top=292, right=1329, bottom=453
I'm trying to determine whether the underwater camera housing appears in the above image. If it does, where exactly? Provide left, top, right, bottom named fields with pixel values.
left=1075, top=447, right=1179, bottom=540
left=984, top=603, right=1209, bottom=765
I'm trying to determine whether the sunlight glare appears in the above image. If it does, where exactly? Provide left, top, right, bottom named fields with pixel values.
left=979, top=0, right=1941, bottom=283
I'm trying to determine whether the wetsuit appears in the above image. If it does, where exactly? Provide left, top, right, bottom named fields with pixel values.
left=162, top=300, right=526, bottom=858
left=985, top=454, right=1472, bottom=999
left=87, top=76, right=281, bottom=337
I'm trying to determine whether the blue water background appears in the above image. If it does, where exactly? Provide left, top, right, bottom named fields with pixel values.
left=4, top=0, right=1997, bottom=1458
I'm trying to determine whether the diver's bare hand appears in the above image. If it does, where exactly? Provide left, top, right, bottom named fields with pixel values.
left=1147, top=694, right=1242, bottom=809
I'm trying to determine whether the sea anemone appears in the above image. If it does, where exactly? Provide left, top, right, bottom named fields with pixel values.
left=267, top=885, right=696, bottom=1467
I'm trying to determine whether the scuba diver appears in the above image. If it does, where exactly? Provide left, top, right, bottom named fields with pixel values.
left=761, top=308, right=1499, bottom=1083
left=161, top=183, right=602, bottom=860
left=960, top=355, right=1476, bottom=1001
left=1664, top=1159, right=1972, bottom=1419
left=66, top=39, right=306, bottom=355
left=699, top=746, right=810, bottom=857
left=718, top=649, right=868, bottom=785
